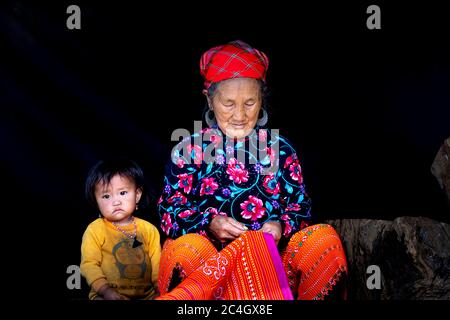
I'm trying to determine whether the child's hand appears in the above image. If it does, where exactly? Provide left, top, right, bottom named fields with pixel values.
left=103, top=289, right=128, bottom=300
left=98, top=285, right=129, bottom=300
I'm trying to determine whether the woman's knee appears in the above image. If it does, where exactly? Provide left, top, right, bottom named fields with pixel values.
left=159, top=234, right=217, bottom=293
left=287, top=223, right=345, bottom=254
left=299, top=223, right=340, bottom=236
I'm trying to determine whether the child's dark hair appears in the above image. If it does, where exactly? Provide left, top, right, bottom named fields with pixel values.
left=85, top=158, right=147, bottom=209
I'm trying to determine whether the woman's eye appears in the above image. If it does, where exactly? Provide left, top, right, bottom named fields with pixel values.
left=120, top=191, right=127, bottom=196
left=102, top=194, right=110, bottom=199
left=245, top=102, right=256, bottom=107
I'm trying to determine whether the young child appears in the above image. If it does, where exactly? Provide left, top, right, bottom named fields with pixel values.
left=80, top=159, right=161, bottom=300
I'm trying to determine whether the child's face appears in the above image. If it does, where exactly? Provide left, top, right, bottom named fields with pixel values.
left=94, top=174, right=142, bottom=224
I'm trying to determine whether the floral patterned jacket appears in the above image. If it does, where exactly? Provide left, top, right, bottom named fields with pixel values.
left=157, top=126, right=311, bottom=245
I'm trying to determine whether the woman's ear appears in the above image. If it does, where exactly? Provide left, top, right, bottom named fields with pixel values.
left=202, top=90, right=213, bottom=109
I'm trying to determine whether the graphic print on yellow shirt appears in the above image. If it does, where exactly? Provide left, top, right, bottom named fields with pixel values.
left=112, top=238, right=147, bottom=280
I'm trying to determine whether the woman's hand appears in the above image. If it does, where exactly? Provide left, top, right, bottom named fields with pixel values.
left=260, top=221, right=282, bottom=245
left=209, top=216, right=247, bottom=243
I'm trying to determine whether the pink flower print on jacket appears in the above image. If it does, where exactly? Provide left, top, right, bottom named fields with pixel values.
left=283, top=153, right=298, bottom=169
left=157, top=131, right=312, bottom=239
left=266, top=147, right=276, bottom=166
left=199, top=177, right=219, bottom=196
left=161, top=213, right=173, bottom=235
left=168, top=191, right=188, bottom=206
left=240, top=195, right=266, bottom=221
left=258, top=129, right=267, bottom=142
left=282, top=214, right=293, bottom=236
left=197, top=230, right=207, bottom=237
left=177, top=173, right=193, bottom=194
left=210, top=134, right=222, bottom=147
left=176, top=158, right=186, bottom=168
left=226, top=158, right=249, bottom=184
left=187, top=144, right=203, bottom=165
left=263, top=174, right=280, bottom=195
left=289, top=160, right=303, bottom=183
left=285, top=203, right=301, bottom=212
left=179, top=209, right=195, bottom=219
left=205, top=207, right=227, bottom=219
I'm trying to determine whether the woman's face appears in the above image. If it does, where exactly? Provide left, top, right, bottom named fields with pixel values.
left=209, top=78, right=262, bottom=139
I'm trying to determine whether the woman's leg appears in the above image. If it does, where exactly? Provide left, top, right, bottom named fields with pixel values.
left=158, top=234, right=218, bottom=295
left=282, top=224, right=348, bottom=300
left=157, top=231, right=293, bottom=300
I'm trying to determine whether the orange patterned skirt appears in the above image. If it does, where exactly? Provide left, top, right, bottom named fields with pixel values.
left=157, top=224, right=347, bottom=300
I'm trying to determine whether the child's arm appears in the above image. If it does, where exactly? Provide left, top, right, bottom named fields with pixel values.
left=146, top=223, right=162, bottom=290
left=80, top=226, right=107, bottom=290
left=80, top=224, right=127, bottom=300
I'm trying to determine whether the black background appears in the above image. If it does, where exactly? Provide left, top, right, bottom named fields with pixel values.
left=1, top=1, right=449, bottom=301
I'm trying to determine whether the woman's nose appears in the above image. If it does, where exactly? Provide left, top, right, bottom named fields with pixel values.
left=233, top=105, right=246, bottom=121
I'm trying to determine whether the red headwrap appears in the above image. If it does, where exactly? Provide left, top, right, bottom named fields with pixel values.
left=200, top=40, right=269, bottom=90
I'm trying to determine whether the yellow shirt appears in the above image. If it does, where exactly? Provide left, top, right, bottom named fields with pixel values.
left=80, top=217, right=161, bottom=300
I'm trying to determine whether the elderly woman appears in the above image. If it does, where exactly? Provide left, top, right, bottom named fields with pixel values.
left=156, top=40, right=347, bottom=300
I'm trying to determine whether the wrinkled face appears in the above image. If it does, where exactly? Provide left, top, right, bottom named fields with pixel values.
left=208, top=78, right=262, bottom=139
left=95, top=175, right=142, bottom=225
